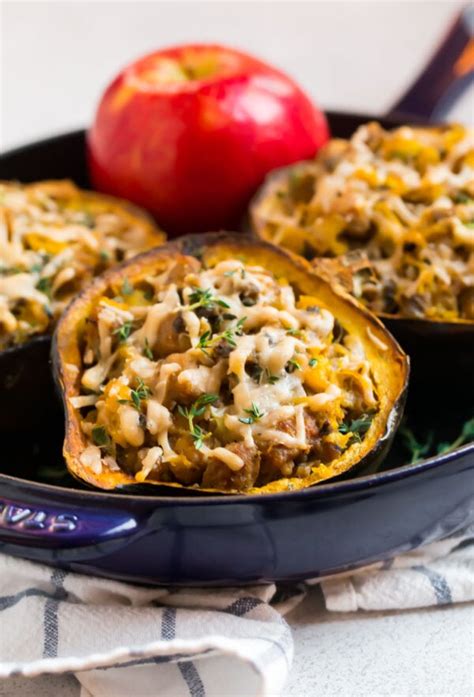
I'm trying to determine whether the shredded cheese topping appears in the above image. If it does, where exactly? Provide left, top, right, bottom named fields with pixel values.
left=0, top=180, right=162, bottom=350
left=253, top=122, right=474, bottom=321
left=74, top=257, right=380, bottom=491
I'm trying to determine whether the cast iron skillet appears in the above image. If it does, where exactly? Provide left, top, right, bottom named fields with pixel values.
left=0, top=11, right=473, bottom=585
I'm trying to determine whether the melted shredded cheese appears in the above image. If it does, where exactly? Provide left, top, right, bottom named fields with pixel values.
left=0, top=180, right=162, bottom=350
left=253, top=122, right=474, bottom=321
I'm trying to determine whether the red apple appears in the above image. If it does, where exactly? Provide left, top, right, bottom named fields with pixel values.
left=88, top=44, right=329, bottom=236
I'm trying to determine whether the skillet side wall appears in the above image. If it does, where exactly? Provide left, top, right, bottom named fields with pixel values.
left=0, top=445, right=472, bottom=585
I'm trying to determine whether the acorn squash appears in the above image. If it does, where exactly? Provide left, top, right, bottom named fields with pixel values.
left=250, top=122, right=474, bottom=385
left=54, top=232, right=409, bottom=494
left=0, top=179, right=165, bottom=430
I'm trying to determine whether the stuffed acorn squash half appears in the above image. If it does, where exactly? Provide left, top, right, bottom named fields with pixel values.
left=54, top=233, right=408, bottom=494
left=250, top=122, right=474, bottom=384
left=0, top=179, right=165, bottom=430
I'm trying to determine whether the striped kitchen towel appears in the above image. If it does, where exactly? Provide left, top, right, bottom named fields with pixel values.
left=0, top=553, right=303, bottom=697
left=0, top=527, right=472, bottom=697
left=317, top=523, right=474, bottom=612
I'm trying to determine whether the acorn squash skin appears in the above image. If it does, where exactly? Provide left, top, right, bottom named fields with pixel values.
left=53, top=232, right=409, bottom=495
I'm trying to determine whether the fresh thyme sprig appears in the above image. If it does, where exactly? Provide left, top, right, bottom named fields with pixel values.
left=437, top=417, right=474, bottom=454
left=177, top=393, right=219, bottom=449
left=197, top=317, right=246, bottom=355
left=400, top=427, right=433, bottom=464
left=239, top=402, right=265, bottom=425
left=339, top=414, right=373, bottom=443
left=247, top=363, right=279, bottom=385
left=119, top=379, right=150, bottom=411
left=401, top=417, right=474, bottom=463
left=187, top=287, right=230, bottom=311
left=113, top=320, right=133, bottom=344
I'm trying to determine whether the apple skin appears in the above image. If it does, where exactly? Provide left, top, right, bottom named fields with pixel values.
left=88, top=44, right=329, bottom=236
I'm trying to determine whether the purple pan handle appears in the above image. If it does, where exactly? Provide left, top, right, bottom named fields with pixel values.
left=387, top=5, right=473, bottom=122
left=0, top=495, right=139, bottom=552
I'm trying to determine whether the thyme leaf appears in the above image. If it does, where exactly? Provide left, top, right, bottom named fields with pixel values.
left=121, top=278, right=133, bottom=296
left=401, top=417, right=474, bottom=464
left=188, top=287, right=230, bottom=311
left=177, top=393, right=219, bottom=449
left=239, top=402, right=264, bottom=425
left=143, top=338, right=154, bottom=360
left=339, top=414, right=373, bottom=443
left=113, top=320, right=133, bottom=343
left=400, top=426, right=434, bottom=464
left=119, top=379, right=150, bottom=411
left=92, top=426, right=109, bottom=447
left=197, top=317, right=246, bottom=355
left=36, top=277, right=52, bottom=297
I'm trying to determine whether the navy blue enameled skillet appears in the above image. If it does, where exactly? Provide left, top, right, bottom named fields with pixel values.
left=0, top=111, right=473, bottom=585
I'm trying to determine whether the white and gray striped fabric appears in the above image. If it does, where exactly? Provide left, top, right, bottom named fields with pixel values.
left=0, top=528, right=472, bottom=697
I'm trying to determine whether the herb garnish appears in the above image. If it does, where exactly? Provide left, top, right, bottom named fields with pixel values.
left=178, top=393, right=219, bottom=449
left=113, top=320, right=133, bottom=343
left=286, top=358, right=301, bottom=373
left=309, top=358, right=318, bottom=367
left=37, top=277, right=52, bottom=297
left=143, top=338, right=154, bottom=360
left=92, top=426, right=110, bottom=447
left=267, top=373, right=280, bottom=384
left=239, top=402, right=265, bottom=425
left=188, top=287, right=230, bottom=311
left=247, top=363, right=279, bottom=385
left=437, top=417, right=474, bottom=454
left=197, top=330, right=213, bottom=354
left=286, top=328, right=302, bottom=337
left=339, top=414, right=373, bottom=443
left=400, top=426, right=434, bottom=464
left=197, top=317, right=246, bottom=355
left=119, top=378, right=150, bottom=411
left=401, top=417, right=474, bottom=463
left=121, top=278, right=133, bottom=296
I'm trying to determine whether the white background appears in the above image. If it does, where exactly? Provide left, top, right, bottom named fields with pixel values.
left=0, top=1, right=473, bottom=696
left=1, top=0, right=473, bottom=150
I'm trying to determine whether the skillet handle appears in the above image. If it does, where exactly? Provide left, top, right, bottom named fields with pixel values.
left=0, top=494, right=139, bottom=554
left=387, top=5, right=474, bottom=122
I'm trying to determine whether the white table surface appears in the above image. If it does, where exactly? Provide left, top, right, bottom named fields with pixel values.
left=1, top=1, right=473, bottom=695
